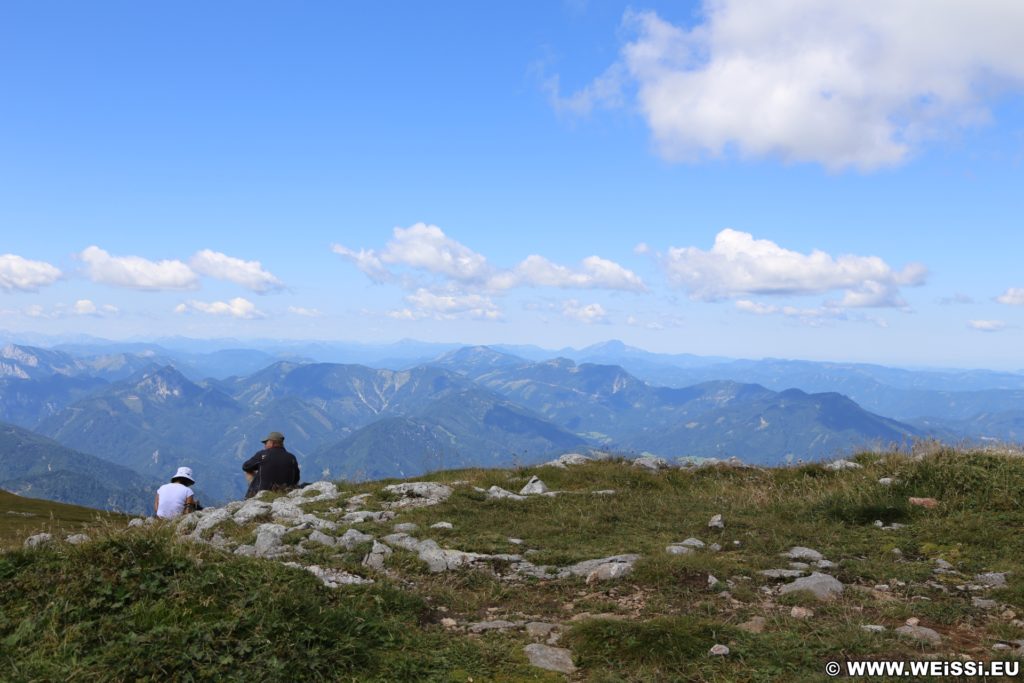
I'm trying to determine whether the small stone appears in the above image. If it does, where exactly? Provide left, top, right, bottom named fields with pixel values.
left=508, top=537, right=524, bottom=545
left=709, top=644, right=730, bottom=656
left=824, top=459, right=862, bottom=471
left=993, top=643, right=1012, bottom=651
left=441, top=618, right=457, bottom=628
left=632, top=455, right=669, bottom=470
left=487, top=486, right=526, bottom=501
left=127, top=518, right=146, bottom=528
left=709, top=543, right=722, bottom=552
left=759, top=569, right=806, bottom=579
left=708, top=514, right=724, bottom=529
left=789, top=562, right=810, bottom=570
left=708, top=574, right=719, bottom=588
left=430, top=521, right=453, bottom=530
left=1002, top=609, right=1017, bottom=620
left=307, top=530, right=336, bottom=546
left=874, top=520, right=885, bottom=527
left=666, top=545, right=694, bottom=555
left=737, top=616, right=767, bottom=634
left=878, top=477, right=895, bottom=486
left=790, top=606, right=814, bottom=619
left=935, top=559, right=954, bottom=570
left=972, top=598, right=998, bottom=609
left=681, top=537, right=705, bottom=549
left=891, top=548, right=903, bottom=557
left=65, top=533, right=90, bottom=545
left=468, top=620, right=519, bottom=633
left=905, top=617, right=920, bottom=626
left=392, top=522, right=419, bottom=533
left=908, top=497, right=939, bottom=509
left=523, top=644, right=576, bottom=674
left=861, top=625, right=886, bottom=633
left=874, top=584, right=891, bottom=592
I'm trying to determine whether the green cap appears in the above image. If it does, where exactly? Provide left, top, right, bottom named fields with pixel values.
left=262, top=431, right=285, bottom=443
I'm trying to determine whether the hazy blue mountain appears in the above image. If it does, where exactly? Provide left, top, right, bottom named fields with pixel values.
left=37, top=365, right=248, bottom=503
left=311, top=389, right=586, bottom=480
left=0, top=374, right=109, bottom=428
left=428, top=345, right=531, bottom=378
left=631, top=389, right=920, bottom=464
left=0, top=421, right=155, bottom=513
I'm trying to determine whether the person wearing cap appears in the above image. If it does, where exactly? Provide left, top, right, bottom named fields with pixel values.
left=154, top=466, right=199, bottom=519
left=242, top=431, right=300, bottom=499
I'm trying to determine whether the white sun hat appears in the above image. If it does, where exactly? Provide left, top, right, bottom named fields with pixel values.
left=172, top=466, right=195, bottom=485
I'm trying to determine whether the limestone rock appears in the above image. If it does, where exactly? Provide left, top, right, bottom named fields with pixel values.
left=190, top=508, right=232, bottom=539
left=974, top=572, right=1008, bottom=588
left=307, top=530, right=336, bottom=547
left=790, top=606, right=814, bottom=619
left=65, top=533, right=90, bottom=545
left=127, top=518, right=146, bottom=528
left=487, top=486, right=526, bottom=501
left=760, top=569, right=807, bottom=579
left=878, top=477, right=895, bottom=486
left=896, top=624, right=942, bottom=645
left=523, top=644, right=576, bottom=674
left=973, top=597, right=998, bottom=609
left=709, top=644, right=730, bottom=656
left=666, top=545, right=694, bottom=555
left=633, top=455, right=669, bottom=470
left=543, top=453, right=593, bottom=468
left=680, top=537, right=705, bottom=549
left=362, top=541, right=393, bottom=571
left=431, top=521, right=453, bottom=530
left=289, top=481, right=339, bottom=504
left=381, top=482, right=453, bottom=509
left=24, top=533, right=52, bottom=548
left=824, top=459, right=862, bottom=471
left=519, top=476, right=549, bottom=495
left=232, top=500, right=272, bottom=525
left=254, top=523, right=288, bottom=557
left=560, top=555, right=639, bottom=581
left=288, top=563, right=373, bottom=588
left=909, top=497, right=939, bottom=509
left=784, top=546, right=824, bottom=562
left=341, top=510, right=395, bottom=524
left=393, top=522, right=419, bottom=533
left=526, top=622, right=558, bottom=639
left=708, top=514, right=724, bottom=529
left=778, top=572, right=844, bottom=600
left=468, top=620, right=520, bottom=633
left=338, top=528, right=374, bottom=550
left=861, top=625, right=886, bottom=633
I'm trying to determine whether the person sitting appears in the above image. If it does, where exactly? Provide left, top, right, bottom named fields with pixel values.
left=154, top=466, right=199, bottom=519
left=242, top=431, right=300, bottom=499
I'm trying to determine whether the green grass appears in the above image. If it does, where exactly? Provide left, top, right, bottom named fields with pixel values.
left=0, top=490, right=128, bottom=549
left=4, top=449, right=1024, bottom=681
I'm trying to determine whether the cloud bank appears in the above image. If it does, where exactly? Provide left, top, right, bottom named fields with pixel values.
left=0, top=254, right=62, bottom=292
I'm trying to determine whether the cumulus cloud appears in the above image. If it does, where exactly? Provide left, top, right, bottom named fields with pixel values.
left=664, top=229, right=925, bottom=307
left=79, top=246, right=198, bottom=291
left=0, top=254, right=62, bottom=292
left=996, top=288, right=1024, bottom=306
left=558, top=2, right=1024, bottom=170
left=735, top=299, right=843, bottom=320
left=189, top=250, right=284, bottom=292
left=968, top=319, right=1007, bottom=332
left=491, top=255, right=646, bottom=292
left=334, top=224, right=645, bottom=293
left=389, top=288, right=502, bottom=321
left=562, top=299, right=609, bottom=324
left=174, top=297, right=263, bottom=319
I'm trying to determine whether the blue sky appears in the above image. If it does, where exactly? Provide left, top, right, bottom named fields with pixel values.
left=2, top=1, right=1023, bottom=368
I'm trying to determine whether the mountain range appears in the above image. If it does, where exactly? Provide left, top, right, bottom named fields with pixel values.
left=0, top=337, right=1020, bottom=510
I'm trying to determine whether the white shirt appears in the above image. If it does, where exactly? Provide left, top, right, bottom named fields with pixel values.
left=156, top=482, right=194, bottom=518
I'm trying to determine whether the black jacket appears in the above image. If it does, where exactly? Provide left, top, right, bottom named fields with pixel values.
left=242, top=446, right=300, bottom=498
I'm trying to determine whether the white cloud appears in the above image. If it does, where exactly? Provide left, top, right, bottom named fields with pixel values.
left=73, top=300, right=97, bottom=315
left=390, top=288, right=502, bottom=321
left=0, top=254, right=62, bottom=292
left=335, top=224, right=645, bottom=293
left=633, top=242, right=650, bottom=255
left=938, top=293, right=974, bottom=305
left=562, top=299, right=609, bottom=324
left=664, top=229, right=925, bottom=307
left=968, top=319, right=1007, bottom=332
left=492, top=255, right=646, bottom=292
left=287, top=306, right=322, bottom=318
left=79, top=246, right=198, bottom=290
left=561, top=3, right=1024, bottom=170
left=174, top=297, right=263, bottom=319
left=735, top=299, right=843, bottom=321
left=996, top=287, right=1024, bottom=306
left=189, top=250, right=284, bottom=292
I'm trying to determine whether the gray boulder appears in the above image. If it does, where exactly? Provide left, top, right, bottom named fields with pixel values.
left=824, top=459, right=862, bottom=471
left=760, top=569, right=807, bottom=579
left=232, top=500, right=272, bottom=525
left=65, top=533, right=90, bottom=545
left=338, top=528, right=374, bottom=550
left=487, top=486, right=526, bottom=501
left=778, top=572, right=844, bottom=600
left=974, top=572, right=1008, bottom=588
left=632, top=455, right=669, bottom=470
left=307, top=530, right=336, bottom=547
left=543, top=453, right=593, bottom=468
left=254, top=523, right=288, bottom=557
left=362, top=541, right=393, bottom=571
left=381, top=482, right=453, bottom=509
left=708, top=514, right=724, bottom=529
left=784, top=546, right=824, bottom=562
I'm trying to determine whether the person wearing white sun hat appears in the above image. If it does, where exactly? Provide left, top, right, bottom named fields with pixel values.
left=154, top=466, right=199, bottom=518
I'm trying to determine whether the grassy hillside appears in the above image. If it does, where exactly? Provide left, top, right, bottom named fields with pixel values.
left=0, top=490, right=127, bottom=549
left=3, top=448, right=1024, bottom=681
